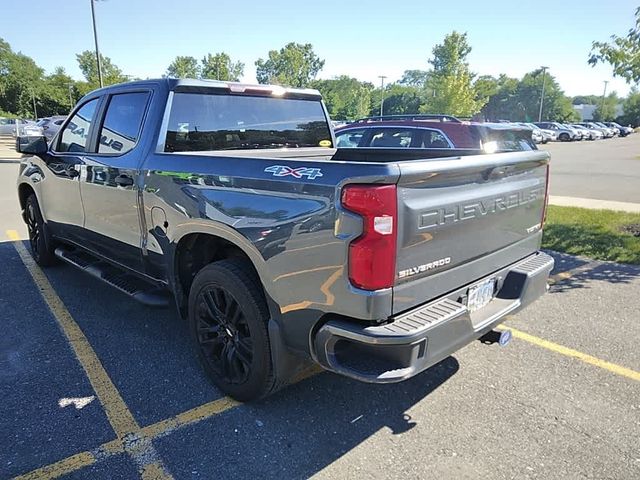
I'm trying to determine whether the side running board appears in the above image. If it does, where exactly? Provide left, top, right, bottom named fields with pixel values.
left=54, top=246, right=170, bottom=308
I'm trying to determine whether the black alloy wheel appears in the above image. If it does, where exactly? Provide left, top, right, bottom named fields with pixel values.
left=188, top=259, right=277, bottom=401
left=25, top=194, right=56, bottom=266
left=196, top=285, right=253, bottom=385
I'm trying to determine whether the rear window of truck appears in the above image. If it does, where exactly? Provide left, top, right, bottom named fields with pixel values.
left=164, top=93, right=333, bottom=152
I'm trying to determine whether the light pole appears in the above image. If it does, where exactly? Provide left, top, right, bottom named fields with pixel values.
left=90, top=0, right=103, bottom=88
left=600, top=80, right=609, bottom=119
left=378, top=75, right=387, bottom=117
left=31, top=90, right=38, bottom=119
left=68, top=84, right=74, bottom=108
left=538, top=66, right=548, bottom=122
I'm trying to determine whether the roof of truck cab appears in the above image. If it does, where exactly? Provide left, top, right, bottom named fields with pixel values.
left=84, top=78, right=322, bottom=99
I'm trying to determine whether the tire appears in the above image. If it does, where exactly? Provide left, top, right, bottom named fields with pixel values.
left=559, top=133, right=570, bottom=142
left=25, top=194, right=56, bottom=266
left=188, top=259, right=276, bottom=401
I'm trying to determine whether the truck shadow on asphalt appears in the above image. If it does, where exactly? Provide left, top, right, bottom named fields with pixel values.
left=152, top=358, right=460, bottom=479
left=0, top=240, right=461, bottom=478
left=546, top=250, right=640, bottom=294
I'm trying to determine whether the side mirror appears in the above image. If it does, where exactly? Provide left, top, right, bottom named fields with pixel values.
left=16, top=136, right=48, bottom=155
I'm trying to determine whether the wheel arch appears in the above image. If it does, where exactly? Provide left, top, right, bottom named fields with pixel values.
left=17, top=182, right=37, bottom=221
left=169, top=227, right=277, bottom=321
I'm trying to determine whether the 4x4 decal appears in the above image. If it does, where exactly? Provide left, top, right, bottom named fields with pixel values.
left=264, top=165, right=323, bottom=180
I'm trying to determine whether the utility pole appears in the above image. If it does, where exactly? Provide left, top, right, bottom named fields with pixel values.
left=600, top=80, right=609, bottom=119
left=32, top=90, right=38, bottom=119
left=538, top=66, right=548, bottom=122
left=378, top=75, right=387, bottom=117
left=90, top=0, right=103, bottom=88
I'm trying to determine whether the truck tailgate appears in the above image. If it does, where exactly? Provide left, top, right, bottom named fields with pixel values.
left=393, top=150, right=549, bottom=315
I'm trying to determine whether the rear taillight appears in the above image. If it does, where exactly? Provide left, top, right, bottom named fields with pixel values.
left=341, top=184, right=397, bottom=290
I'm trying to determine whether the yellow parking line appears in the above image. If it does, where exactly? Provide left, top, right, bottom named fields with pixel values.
left=6, top=230, right=173, bottom=480
left=498, top=325, right=640, bottom=382
left=13, top=452, right=97, bottom=480
left=7, top=230, right=139, bottom=437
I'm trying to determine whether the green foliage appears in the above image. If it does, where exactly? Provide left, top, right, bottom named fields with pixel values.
left=592, top=92, right=619, bottom=121
left=399, top=69, right=429, bottom=87
left=589, top=7, right=640, bottom=84
left=420, top=31, right=485, bottom=117
left=200, top=53, right=244, bottom=81
left=470, top=69, right=578, bottom=122
left=0, top=37, right=44, bottom=117
left=255, top=42, right=324, bottom=88
left=376, top=84, right=423, bottom=115
left=542, top=206, right=640, bottom=264
left=165, top=55, right=200, bottom=79
left=572, top=95, right=601, bottom=105
left=76, top=50, right=127, bottom=90
left=617, top=88, right=640, bottom=126
left=312, top=76, right=372, bottom=120
left=474, top=74, right=519, bottom=120
left=39, top=67, right=76, bottom=116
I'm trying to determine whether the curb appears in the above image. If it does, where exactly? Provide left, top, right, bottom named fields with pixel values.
left=549, top=196, right=640, bottom=214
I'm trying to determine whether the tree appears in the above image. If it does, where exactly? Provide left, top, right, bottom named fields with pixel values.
left=592, top=92, right=619, bottom=121
left=589, top=7, right=640, bottom=84
left=40, top=67, right=76, bottom=115
left=420, top=31, right=485, bottom=117
left=201, top=53, right=244, bottom=81
left=572, top=95, right=601, bottom=105
left=474, top=74, right=519, bottom=121
left=374, top=84, right=423, bottom=115
left=312, top=76, right=372, bottom=120
left=617, top=88, right=640, bottom=126
left=76, top=50, right=127, bottom=89
left=255, top=42, right=324, bottom=87
left=513, top=69, right=579, bottom=122
left=165, top=56, right=200, bottom=79
left=399, top=69, right=429, bottom=87
left=0, top=38, right=46, bottom=117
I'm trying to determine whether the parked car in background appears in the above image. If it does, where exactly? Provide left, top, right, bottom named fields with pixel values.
left=515, top=123, right=543, bottom=144
left=534, top=122, right=578, bottom=142
left=521, top=123, right=555, bottom=143
left=604, top=122, right=631, bottom=136
left=0, top=118, right=43, bottom=137
left=577, top=122, right=613, bottom=138
left=593, top=122, right=617, bottom=137
left=36, top=116, right=67, bottom=141
left=335, top=115, right=537, bottom=152
left=0, top=118, right=17, bottom=135
left=569, top=124, right=602, bottom=140
left=559, top=124, right=584, bottom=140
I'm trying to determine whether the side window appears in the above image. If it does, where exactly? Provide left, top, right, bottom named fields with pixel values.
left=421, top=130, right=451, bottom=148
left=58, top=99, right=99, bottom=153
left=368, top=129, right=414, bottom=148
left=98, top=92, right=149, bottom=154
left=335, top=128, right=366, bottom=147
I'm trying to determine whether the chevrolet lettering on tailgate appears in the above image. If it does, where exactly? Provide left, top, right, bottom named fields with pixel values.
left=419, top=187, right=545, bottom=230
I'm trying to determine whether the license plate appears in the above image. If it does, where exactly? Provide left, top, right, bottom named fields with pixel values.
left=467, top=278, right=496, bottom=312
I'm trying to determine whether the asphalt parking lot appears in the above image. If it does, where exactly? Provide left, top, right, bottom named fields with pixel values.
left=1, top=158, right=639, bottom=479
left=541, top=134, right=640, bottom=203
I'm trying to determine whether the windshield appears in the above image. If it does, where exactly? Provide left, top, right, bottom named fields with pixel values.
left=164, top=92, right=333, bottom=152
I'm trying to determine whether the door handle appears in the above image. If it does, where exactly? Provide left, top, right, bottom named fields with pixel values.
left=114, top=174, right=134, bottom=187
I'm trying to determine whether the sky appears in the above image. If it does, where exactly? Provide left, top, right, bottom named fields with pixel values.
left=1, top=0, right=638, bottom=97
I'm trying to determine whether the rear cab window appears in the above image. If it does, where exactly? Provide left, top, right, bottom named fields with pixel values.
left=164, top=92, right=333, bottom=152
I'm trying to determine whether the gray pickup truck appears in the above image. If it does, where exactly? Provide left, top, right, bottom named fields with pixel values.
left=16, top=79, right=553, bottom=401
